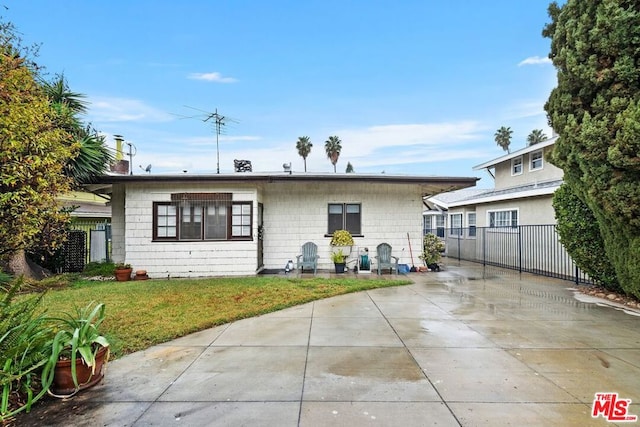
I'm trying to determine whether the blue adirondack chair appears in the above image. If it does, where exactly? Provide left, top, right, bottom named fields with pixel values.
left=375, top=243, right=399, bottom=275
left=296, top=242, right=319, bottom=275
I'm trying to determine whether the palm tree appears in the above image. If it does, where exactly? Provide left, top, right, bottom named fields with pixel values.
left=42, top=75, right=113, bottom=184
left=295, top=136, right=312, bottom=172
left=494, top=126, right=513, bottom=153
left=527, top=129, right=547, bottom=146
left=324, top=135, right=342, bottom=172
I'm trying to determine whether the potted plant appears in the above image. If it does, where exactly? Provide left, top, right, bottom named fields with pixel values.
left=331, top=249, right=347, bottom=273
left=42, top=302, right=110, bottom=397
left=419, top=233, right=445, bottom=271
left=114, top=263, right=132, bottom=281
left=330, top=229, right=354, bottom=257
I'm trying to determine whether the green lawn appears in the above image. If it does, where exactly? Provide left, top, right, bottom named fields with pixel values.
left=39, top=276, right=412, bottom=359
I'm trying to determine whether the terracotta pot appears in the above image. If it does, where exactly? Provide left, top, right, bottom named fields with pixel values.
left=114, top=268, right=132, bottom=281
left=51, top=345, right=109, bottom=397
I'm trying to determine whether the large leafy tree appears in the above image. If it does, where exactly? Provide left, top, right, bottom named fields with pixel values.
left=543, top=0, right=640, bottom=298
left=494, top=126, right=513, bottom=153
left=324, top=135, right=342, bottom=172
left=527, top=129, right=547, bottom=146
left=0, top=52, right=77, bottom=276
left=295, top=136, right=312, bottom=172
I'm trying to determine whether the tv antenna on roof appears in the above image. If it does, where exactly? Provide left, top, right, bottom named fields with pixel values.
left=183, top=106, right=238, bottom=174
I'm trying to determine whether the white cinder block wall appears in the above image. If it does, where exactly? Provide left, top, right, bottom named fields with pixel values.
left=262, top=182, right=425, bottom=271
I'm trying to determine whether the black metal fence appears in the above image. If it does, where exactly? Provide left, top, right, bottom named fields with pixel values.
left=443, top=225, right=593, bottom=285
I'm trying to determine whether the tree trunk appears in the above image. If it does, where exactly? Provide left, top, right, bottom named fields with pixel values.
left=6, top=249, right=50, bottom=280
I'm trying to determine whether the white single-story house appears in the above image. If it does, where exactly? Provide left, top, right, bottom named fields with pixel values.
left=89, top=172, right=478, bottom=277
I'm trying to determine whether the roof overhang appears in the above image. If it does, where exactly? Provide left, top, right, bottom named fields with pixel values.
left=473, top=137, right=558, bottom=171
left=447, top=181, right=561, bottom=208
left=89, top=173, right=479, bottom=198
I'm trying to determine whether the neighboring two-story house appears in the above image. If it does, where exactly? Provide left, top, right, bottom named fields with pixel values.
left=437, top=137, right=583, bottom=280
left=446, top=136, right=562, bottom=232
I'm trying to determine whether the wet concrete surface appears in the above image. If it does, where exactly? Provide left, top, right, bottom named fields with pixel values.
left=17, top=261, right=640, bottom=426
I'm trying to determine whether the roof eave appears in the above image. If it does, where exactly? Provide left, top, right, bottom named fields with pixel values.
left=473, top=137, right=558, bottom=171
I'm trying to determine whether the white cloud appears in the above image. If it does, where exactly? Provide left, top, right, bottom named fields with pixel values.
left=163, top=121, right=483, bottom=174
left=188, top=72, right=237, bottom=83
left=88, top=97, right=174, bottom=123
left=125, top=120, right=491, bottom=176
left=333, top=121, right=485, bottom=157
left=518, top=56, right=552, bottom=66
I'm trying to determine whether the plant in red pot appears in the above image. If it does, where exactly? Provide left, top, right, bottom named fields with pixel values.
left=41, top=302, right=110, bottom=398
left=114, top=263, right=132, bottom=281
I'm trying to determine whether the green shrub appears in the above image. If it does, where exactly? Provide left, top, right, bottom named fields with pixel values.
left=419, top=233, right=445, bottom=266
left=82, top=262, right=116, bottom=277
left=553, top=184, right=620, bottom=292
left=330, top=230, right=354, bottom=246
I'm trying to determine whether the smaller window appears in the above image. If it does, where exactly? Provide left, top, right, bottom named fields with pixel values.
left=327, top=203, right=361, bottom=235
left=450, top=213, right=463, bottom=236
left=423, top=216, right=433, bottom=236
left=435, top=215, right=445, bottom=238
left=530, top=150, right=543, bottom=170
left=467, top=212, right=476, bottom=238
left=232, top=203, right=252, bottom=237
left=511, top=156, right=523, bottom=175
left=155, top=203, right=177, bottom=239
left=488, top=210, right=518, bottom=228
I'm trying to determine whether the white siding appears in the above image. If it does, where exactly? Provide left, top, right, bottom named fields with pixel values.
left=122, top=182, right=259, bottom=278
left=475, top=196, right=555, bottom=227
left=493, top=147, right=563, bottom=190
left=110, top=185, right=126, bottom=263
left=113, top=180, right=428, bottom=277
left=262, top=182, right=424, bottom=271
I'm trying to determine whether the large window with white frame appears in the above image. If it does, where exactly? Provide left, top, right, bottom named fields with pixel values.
left=511, top=156, right=523, bottom=175
left=530, top=149, right=543, bottom=171
left=467, top=212, right=476, bottom=237
left=488, top=209, right=518, bottom=228
left=153, top=193, right=252, bottom=241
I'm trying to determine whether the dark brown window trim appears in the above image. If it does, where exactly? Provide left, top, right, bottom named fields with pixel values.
left=152, top=200, right=253, bottom=242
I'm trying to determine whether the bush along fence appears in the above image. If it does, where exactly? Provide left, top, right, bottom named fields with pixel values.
left=442, top=225, right=593, bottom=285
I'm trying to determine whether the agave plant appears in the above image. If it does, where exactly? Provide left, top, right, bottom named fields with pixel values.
left=0, top=278, right=53, bottom=421
left=41, top=302, right=110, bottom=391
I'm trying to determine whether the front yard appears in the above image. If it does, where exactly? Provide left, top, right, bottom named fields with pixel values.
left=37, top=275, right=412, bottom=359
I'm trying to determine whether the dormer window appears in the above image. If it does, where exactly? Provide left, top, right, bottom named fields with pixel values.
left=511, top=156, right=523, bottom=175
left=530, top=150, right=543, bottom=171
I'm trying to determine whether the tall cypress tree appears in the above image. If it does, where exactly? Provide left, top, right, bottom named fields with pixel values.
left=544, top=1, right=640, bottom=298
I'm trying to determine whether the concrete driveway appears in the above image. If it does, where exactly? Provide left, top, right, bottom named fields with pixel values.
left=20, top=261, right=640, bottom=426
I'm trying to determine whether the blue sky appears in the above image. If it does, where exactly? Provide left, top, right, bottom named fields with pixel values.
left=6, top=1, right=558, bottom=187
